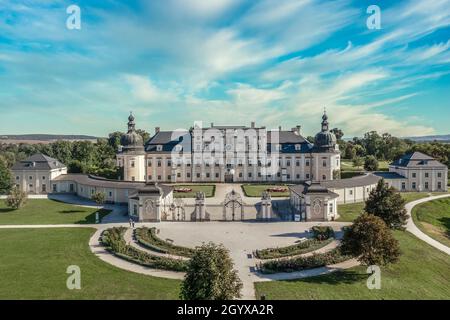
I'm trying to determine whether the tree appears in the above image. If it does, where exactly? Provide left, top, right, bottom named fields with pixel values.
left=365, top=179, right=408, bottom=230
left=51, top=140, right=73, bottom=165
left=180, top=242, right=242, bottom=300
left=364, top=155, right=379, bottom=171
left=331, top=128, right=344, bottom=142
left=108, top=131, right=124, bottom=152
left=341, top=213, right=401, bottom=266
left=136, top=129, right=151, bottom=144
left=5, top=186, right=28, bottom=210
left=352, top=156, right=363, bottom=169
left=68, top=160, right=86, bottom=173
left=91, top=191, right=106, bottom=205
left=0, top=157, right=12, bottom=194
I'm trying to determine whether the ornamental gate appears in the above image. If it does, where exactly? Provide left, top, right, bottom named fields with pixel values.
left=171, top=198, right=186, bottom=221
left=222, top=190, right=244, bottom=221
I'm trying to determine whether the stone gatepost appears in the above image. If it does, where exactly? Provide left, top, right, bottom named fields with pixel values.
left=260, top=191, right=272, bottom=220
left=195, top=191, right=206, bottom=221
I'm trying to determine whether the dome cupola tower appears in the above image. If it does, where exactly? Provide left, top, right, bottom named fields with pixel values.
left=116, top=112, right=146, bottom=182
left=314, top=110, right=337, bottom=152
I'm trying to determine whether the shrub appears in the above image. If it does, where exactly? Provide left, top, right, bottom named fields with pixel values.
left=311, top=226, right=335, bottom=240
left=135, top=227, right=196, bottom=258
left=101, top=227, right=188, bottom=272
left=255, top=238, right=333, bottom=260
left=259, top=247, right=352, bottom=274
left=5, top=186, right=28, bottom=209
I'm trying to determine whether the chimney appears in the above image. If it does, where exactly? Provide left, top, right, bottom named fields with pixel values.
left=292, top=125, right=301, bottom=135
left=251, top=121, right=255, bottom=128
left=278, top=126, right=282, bottom=131
left=211, top=122, right=214, bottom=128
left=155, top=127, right=160, bottom=134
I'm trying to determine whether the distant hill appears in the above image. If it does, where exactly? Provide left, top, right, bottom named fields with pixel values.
left=0, top=134, right=100, bottom=144
left=406, top=134, right=450, bottom=143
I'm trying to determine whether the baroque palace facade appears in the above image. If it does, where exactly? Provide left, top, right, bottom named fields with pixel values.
left=116, top=112, right=341, bottom=184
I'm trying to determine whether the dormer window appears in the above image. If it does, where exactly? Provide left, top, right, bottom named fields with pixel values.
left=156, top=145, right=163, bottom=152
left=295, top=144, right=300, bottom=151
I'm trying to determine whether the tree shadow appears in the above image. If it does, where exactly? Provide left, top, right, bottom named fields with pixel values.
left=270, top=231, right=310, bottom=239
left=285, top=270, right=367, bottom=285
left=437, top=217, right=450, bottom=237
left=59, top=210, right=84, bottom=214
left=0, top=208, right=15, bottom=213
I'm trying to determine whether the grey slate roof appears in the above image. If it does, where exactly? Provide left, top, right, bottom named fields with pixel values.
left=391, top=152, right=446, bottom=168
left=11, top=154, right=66, bottom=171
left=289, top=182, right=338, bottom=198
left=53, top=174, right=173, bottom=196
left=373, top=172, right=407, bottom=180
left=145, top=131, right=192, bottom=153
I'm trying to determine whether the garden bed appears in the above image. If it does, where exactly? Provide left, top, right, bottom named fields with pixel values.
left=258, top=248, right=352, bottom=274
left=255, top=238, right=334, bottom=260
left=134, top=227, right=196, bottom=258
left=101, top=227, right=188, bottom=272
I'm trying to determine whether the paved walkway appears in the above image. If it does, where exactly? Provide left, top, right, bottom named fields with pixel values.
left=7, top=193, right=450, bottom=299
left=405, top=194, right=450, bottom=255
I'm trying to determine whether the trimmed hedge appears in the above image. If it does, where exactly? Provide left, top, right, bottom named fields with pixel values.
left=135, top=227, right=195, bottom=258
left=311, top=226, right=335, bottom=240
left=255, top=238, right=334, bottom=260
left=258, top=247, right=352, bottom=274
left=101, top=227, right=188, bottom=272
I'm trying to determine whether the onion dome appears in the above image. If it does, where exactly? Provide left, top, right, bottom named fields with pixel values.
left=120, top=112, right=144, bottom=153
left=314, top=110, right=337, bottom=151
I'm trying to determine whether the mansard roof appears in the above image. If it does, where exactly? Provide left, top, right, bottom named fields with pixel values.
left=11, top=153, right=66, bottom=171
left=145, top=131, right=192, bottom=153
left=391, top=152, right=446, bottom=168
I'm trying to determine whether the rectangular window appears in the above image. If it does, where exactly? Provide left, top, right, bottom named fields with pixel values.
left=42, top=184, right=46, bottom=192
left=287, top=174, right=290, bottom=179
left=438, top=182, right=442, bottom=189
left=296, top=174, right=300, bottom=179
left=306, top=173, right=310, bottom=179
left=157, top=160, right=162, bottom=167
left=438, top=172, right=442, bottom=178
left=239, top=172, right=243, bottom=178
left=206, top=173, right=210, bottom=178
left=148, top=175, right=152, bottom=180
left=177, top=172, right=181, bottom=178
left=167, top=160, right=172, bottom=167
left=305, top=160, right=310, bottom=166
left=147, top=160, right=152, bottom=167
left=215, top=173, right=219, bottom=178
left=187, top=173, right=191, bottom=178
left=131, top=161, right=135, bottom=168
left=329, top=203, right=333, bottom=213
left=296, top=161, right=300, bottom=166
left=425, top=182, right=429, bottom=189
left=131, top=176, right=135, bottom=181
left=286, top=160, right=291, bottom=166
left=196, top=173, right=200, bottom=178
left=42, top=176, right=46, bottom=180
left=29, top=176, right=33, bottom=180
left=425, top=172, right=429, bottom=178
left=412, top=173, right=416, bottom=178
left=412, top=182, right=416, bottom=189
left=133, top=204, right=138, bottom=216
left=349, top=190, right=353, bottom=195
left=401, top=182, right=406, bottom=190
left=157, top=175, right=161, bottom=180
left=16, top=176, right=19, bottom=180
left=323, top=160, right=327, bottom=167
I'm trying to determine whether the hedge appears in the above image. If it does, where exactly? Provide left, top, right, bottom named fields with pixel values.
left=258, top=247, right=352, bottom=274
left=255, top=238, right=334, bottom=260
left=135, top=227, right=195, bottom=258
left=101, top=227, right=188, bottom=272
left=311, top=226, right=335, bottom=240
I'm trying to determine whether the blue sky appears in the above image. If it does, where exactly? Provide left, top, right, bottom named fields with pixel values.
left=0, top=0, right=449, bottom=138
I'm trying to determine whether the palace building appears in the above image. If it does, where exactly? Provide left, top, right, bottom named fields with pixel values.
left=117, top=112, right=341, bottom=184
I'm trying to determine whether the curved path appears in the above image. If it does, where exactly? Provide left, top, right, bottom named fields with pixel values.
left=8, top=193, right=450, bottom=299
left=405, top=193, right=450, bottom=255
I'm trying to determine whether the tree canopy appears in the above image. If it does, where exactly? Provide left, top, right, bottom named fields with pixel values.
left=180, top=242, right=242, bottom=300
left=365, top=179, right=408, bottom=230
left=341, top=213, right=401, bottom=266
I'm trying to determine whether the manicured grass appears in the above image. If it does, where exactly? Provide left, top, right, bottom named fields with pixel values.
left=241, top=184, right=289, bottom=197
left=173, top=184, right=215, bottom=198
left=0, top=199, right=110, bottom=225
left=412, top=197, right=450, bottom=247
left=336, top=202, right=365, bottom=222
left=341, top=159, right=389, bottom=172
left=336, top=192, right=438, bottom=222
left=0, top=228, right=181, bottom=299
left=254, top=231, right=450, bottom=299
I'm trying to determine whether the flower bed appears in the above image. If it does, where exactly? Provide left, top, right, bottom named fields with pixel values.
left=255, top=238, right=334, bottom=260
left=174, top=187, right=193, bottom=193
left=101, top=227, right=188, bottom=272
left=258, top=248, right=352, bottom=274
left=135, top=227, right=196, bottom=258
left=266, top=187, right=287, bottom=193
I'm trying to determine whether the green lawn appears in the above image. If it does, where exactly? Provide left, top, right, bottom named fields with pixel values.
left=255, top=231, right=450, bottom=299
left=173, top=184, right=215, bottom=198
left=341, top=159, right=389, bottom=172
left=336, top=192, right=437, bottom=222
left=241, top=184, right=289, bottom=197
left=0, top=228, right=181, bottom=299
left=412, top=197, right=450, bottom=247
left=0, top=199, right=110, bottom=225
